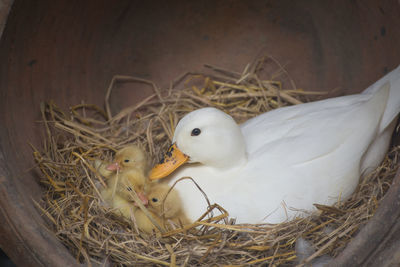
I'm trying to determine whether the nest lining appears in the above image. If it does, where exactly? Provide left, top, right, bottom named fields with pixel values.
left=33, top=58, right=399, bottom=266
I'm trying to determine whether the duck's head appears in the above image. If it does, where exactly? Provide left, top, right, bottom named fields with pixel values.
left=149, top=107, right=247, bottom=180
left=106, top=145, right=148, bottom=172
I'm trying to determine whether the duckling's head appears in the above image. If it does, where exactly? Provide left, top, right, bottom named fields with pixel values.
left=147, top=184, right=183, bottom=219
left=115, top=169, right=149, bottom=205
left=107, top=145, right=148, bottom=172
left=149, top=107, right=247, bottom=179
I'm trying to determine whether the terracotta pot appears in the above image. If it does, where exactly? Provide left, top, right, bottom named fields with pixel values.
left=0, top=1, right=399, bottom=266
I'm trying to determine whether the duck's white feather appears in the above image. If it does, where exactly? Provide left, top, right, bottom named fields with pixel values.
left=363, top=66, right=400, bottom=132
left=165, top=65, right=400, bottom=224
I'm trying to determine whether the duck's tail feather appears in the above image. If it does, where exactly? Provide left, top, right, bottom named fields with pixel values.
left=360, top=66, right=400, bottom=175
left=363, top=65, right=400, bottom=133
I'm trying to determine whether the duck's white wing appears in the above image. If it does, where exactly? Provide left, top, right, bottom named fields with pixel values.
left=241, top=86, right=389, bottom=165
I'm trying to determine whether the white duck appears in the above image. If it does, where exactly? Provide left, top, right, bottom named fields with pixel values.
left=149, top=65, right=400, bottom=224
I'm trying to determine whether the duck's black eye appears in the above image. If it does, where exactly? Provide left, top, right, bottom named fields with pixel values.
left=151, top=198, right=158, bottom=202
left=124, top=159, right=130, bottom=163
left=191, top=128, right=201, bottom=136
left=126, top=187, right=132, bottom=191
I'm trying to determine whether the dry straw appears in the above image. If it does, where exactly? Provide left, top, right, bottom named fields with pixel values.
left=33, top=57, right=399, bottom=266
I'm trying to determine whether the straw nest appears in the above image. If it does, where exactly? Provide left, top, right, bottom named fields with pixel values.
left=33, top=57, right=400, bottom=266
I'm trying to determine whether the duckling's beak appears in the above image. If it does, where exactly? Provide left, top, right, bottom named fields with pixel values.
left=149, top=143, right=189, bottom=180
left=133, top=191, right=149, bottom=207
left=106, top=162, right=120, bottom=171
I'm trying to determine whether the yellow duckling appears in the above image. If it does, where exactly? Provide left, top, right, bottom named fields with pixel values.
left=98, top=145, right=149, bottom=219
left=106, top=145, right=149, bottom=173
left=100, top=168, right=149, bottom=219
left=94, top=145, right=148, bottom=179
left=134, top=183, right=190, bottom=233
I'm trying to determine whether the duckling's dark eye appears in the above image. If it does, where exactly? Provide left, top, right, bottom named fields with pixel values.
left=126, top=187, right=132, bottom=191
left=191, top=128, right=201, bottom=136
left=151, top=198, right=158, bottom=203
left=124, top=159, right=130, bottom=163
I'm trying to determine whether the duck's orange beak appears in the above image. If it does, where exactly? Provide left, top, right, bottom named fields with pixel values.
left=149, top=143, right=189, bottom=180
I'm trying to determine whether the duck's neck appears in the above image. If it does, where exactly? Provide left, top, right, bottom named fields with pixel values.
left=211, top=154, right=248, bottom=171
left=203, top=146, right=248, bottom=170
